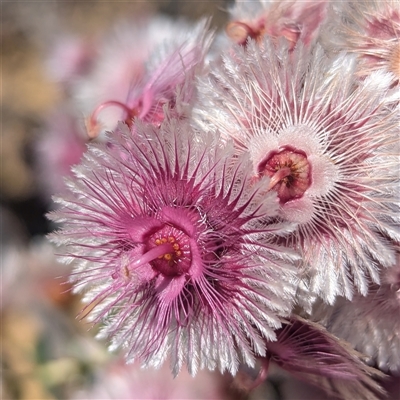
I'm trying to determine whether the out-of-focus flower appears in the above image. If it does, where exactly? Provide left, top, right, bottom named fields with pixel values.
left=195, top=39, right=400, bottom=304
left=73, top=356, right=225, bottom=399
left=262, top=316, right=385, bottom=400
left=49, top=116, right=299, bottom=375
left=45, top=33, right=97, bottom=88
left=1, top=236, right=72, bottom=309
left=76, top=17, right=213, bottom=138
left=327, top=0, right=400, bottom=84
left=226, top=0, right=328, bottom=50
left=233, top=315, right=386, bottom=399
left=313, top=257, right=400, bottom=374
left=35, top=105, right=88, bottom=199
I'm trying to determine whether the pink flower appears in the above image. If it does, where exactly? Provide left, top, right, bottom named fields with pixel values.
left=48, top=117, right=299, bottom=375
left=327, top=0, right=400, bottom=83
left=226, top=0, right=328, bottom=50
left=195, top=39, right=400, bottom=304
left=45, top=33, right=97, bottom=87
left=76, top=17, right=213, bottom=138
left=261, top=316, right=385, bottom=400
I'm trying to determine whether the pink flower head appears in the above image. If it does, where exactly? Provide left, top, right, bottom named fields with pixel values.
left=78, top=18, right=213, bottom=138
left=331, top=0, right=400, bottom=83
left=195, top=39, right=400, bottom=304
left=45, top=33, right=97, bottom=87
left=314, top=256, right=400, bottom=373
left=226, top=0, right=328, bottom=50
left=261, top=316, right=385, bottom=400
left=48, top=117, right=299, bottom=375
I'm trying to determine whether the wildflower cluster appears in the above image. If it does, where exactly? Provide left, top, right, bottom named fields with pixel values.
left=45, top=1, right=399, bottom=398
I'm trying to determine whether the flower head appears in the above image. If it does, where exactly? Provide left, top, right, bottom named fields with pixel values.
left=77, top=18, right=213, bottom=138
left=45, top=33, right=96, bottom=88
left=226, top=0, right=328, bottom=50
left=232, top=315, right=386, bottom=399
left=263, top=316, right=385, bottom=400
left=329, top=0, right=400, bottom=83
left=49, top=116, right=299, bottom=375
left=195, top=39, right=400, bottom=303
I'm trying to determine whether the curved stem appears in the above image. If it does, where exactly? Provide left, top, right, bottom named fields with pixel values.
left=87, top=100, right=137, bottom=139
left=248, top=357, right=270, bottom=391
left=93, top=100, right=132, bottom=119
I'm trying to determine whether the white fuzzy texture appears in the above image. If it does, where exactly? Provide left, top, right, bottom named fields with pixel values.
left=49, top=117, right=300, bottom=376
left=312, top=260, right=400, bottom=373
left=322, top=0, right=400, bottom=83
left=194, top=38, right=400, bottom=304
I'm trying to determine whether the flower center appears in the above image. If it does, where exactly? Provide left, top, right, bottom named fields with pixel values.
left=135, top=220, right=192, bottom=276
left=259, top=147, right=311, bottom=203
left=147, top=228, right=192, bottom=277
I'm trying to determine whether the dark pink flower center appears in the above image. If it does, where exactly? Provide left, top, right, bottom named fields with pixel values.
left=147, top=229, right=192, bottom=277
left=259, top=147, right=311, bottom=203
left=114, top=207, right=203, bottom=281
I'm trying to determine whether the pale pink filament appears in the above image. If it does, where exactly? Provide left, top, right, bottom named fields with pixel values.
left=267, top=167, right=292, bottom=191
left=131, top=243, right=174, bottom=269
